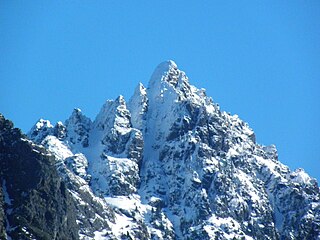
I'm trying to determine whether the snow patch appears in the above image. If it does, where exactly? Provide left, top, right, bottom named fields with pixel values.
left=291, top=168, right=312, bottom=185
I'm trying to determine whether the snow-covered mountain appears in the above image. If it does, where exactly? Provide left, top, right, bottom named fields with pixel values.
left=1, top=60, right=319, bottom=239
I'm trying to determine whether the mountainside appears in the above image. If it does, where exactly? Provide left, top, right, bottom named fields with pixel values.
left=1, top=60, right=319, bottom=239
left=0, top=115, right=79, bottom=239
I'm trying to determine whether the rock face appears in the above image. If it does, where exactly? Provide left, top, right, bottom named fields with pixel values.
left=0, top=115, right=79, bottom=239
left=1, top=60, right=320, bottom=239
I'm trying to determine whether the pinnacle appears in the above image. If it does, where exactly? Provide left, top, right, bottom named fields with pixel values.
left=148, top=60, right=181, bottom=92
left=156, top=60, right=177, bottom=71
left=133, top=82, right=147, bottom=97
left=72, top=108, right=82, bottom=115
left=36, top=118, right=53, bottom=128
left=115, top=95, right=126, bottom=105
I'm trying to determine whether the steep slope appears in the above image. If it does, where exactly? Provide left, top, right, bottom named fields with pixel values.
left=1, top=114, right=145, bottom=239
left=5, top=60, right=319, bottom=239
left=0, top=115, right=79, bottom=239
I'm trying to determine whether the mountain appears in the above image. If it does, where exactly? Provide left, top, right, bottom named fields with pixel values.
left=1, top=60, right=319, bottom=239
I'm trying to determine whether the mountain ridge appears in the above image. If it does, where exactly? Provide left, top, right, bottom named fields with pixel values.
left=1, top=60, right=319, bottom=239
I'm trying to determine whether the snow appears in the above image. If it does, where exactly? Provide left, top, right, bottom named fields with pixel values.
left=201, top=215, right=254, bottom=240
left=256, top=155, right=288, bottom=181
left=128, top=82, right=148, bottom=130
left=24, top=60, right=320, bottom=240
left=205, top=104, right=216, bottom=114
left=192, top=171, right=202, bottom=183
left=105, top=194, right=142, bottom=210
left=93, top=229, right=109, bottom=240
left=91, top=154, right=139, bottom=195
left=105, top=194, right=175, bottom=239
left=65, top=153, right=89, bottom=180
left=274, top=207, right=284, bottom=231
left=42, top=135, right=73, bottom=161
left=108, top=212, right=134, bottom=238
left=236, top=170, right=261, bottom=203
left=291, top=168, right=312, bottom=185
left=105, top=194, right=149, bottom=221
left=32, top=149, right=41, bottom=154
left=107, top=156, right=138, bottom=173
left=105, top=195, right=137, bottom=210
left=27, top=118, right=55, bottom=143
left=63, top=108, right=92, bottom=149
left=93, top=95, right=131, bottom=135
left=81, top=130, right=107, bottom=193
left=149, top=60, right=177, bottom=85
left=69, top=190, right=88, bottom=206
left=35, top=119, right=53, bottom=129
left=2, top=180, right=13, bottom=240
left=226, top=147, right=239, bottom=158
left=164, top=210, right=183, bottom=239
left=2, top=180, right=12, bottom=206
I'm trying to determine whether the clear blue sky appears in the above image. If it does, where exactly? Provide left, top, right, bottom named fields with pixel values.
left=1, top=1, right=319, bottom=181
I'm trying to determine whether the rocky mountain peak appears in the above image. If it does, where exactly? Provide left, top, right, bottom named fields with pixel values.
left=115, top=95, right=126, bottom=105
left=3, top=61, right=319, bottom=240
left=149, top=60, right=178, bottom=84
left=128, top=83, right=148, bottom=131
left=66, top=108, right=91, bottom=125
left=27, top=118, right=54, bottom=143
left=147, top=60, right=186, bottom=101
left=64, top=109, right=92, bottom=148
left=94, top=95, right=131, bottom=133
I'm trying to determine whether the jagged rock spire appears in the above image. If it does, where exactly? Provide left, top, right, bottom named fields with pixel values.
left=22, top=61, right=320, bottom=240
